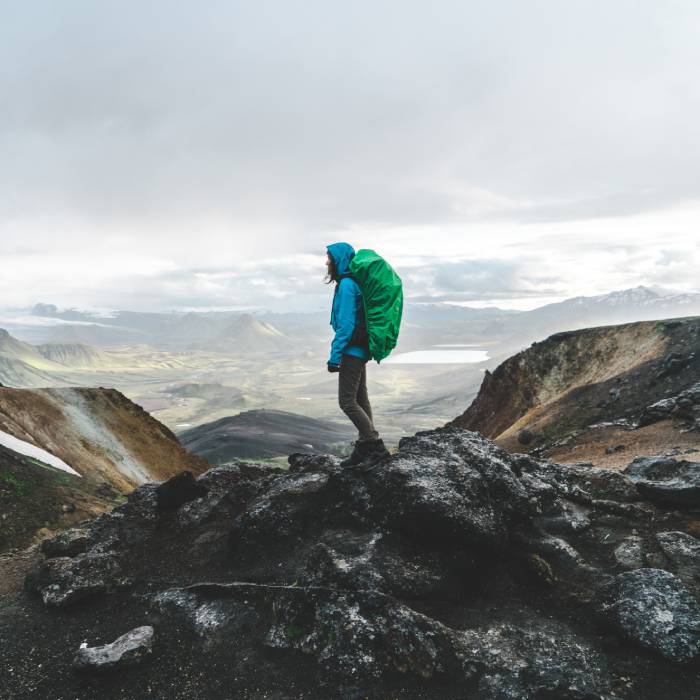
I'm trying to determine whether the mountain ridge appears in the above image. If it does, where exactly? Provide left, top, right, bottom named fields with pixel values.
left=449, top=316, right=700, bottom=465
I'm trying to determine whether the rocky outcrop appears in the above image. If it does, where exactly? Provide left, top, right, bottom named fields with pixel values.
left=6, top=427, right=700, bottom=698
left=624, top=456, right=700, bottom=507
left=639, top=381, right=700, bottom=431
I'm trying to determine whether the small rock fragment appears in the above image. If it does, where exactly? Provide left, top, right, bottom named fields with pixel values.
left=73, top=626, right=155, bottom=671
left=613, top=536, right=644, bottom=570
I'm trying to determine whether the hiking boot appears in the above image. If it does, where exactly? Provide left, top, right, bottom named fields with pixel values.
left=360, top=438, right=391, bottom=468
left=340, top=440, right=369, bottom=468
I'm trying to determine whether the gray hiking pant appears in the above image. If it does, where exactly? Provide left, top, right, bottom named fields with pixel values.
left=338, top=354, right=380, bottom=441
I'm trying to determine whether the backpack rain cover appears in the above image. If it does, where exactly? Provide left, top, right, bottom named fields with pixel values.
left=349, top=249, right=403, bottom=362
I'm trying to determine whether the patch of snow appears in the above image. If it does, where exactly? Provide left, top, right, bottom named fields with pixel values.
left=0, top=428, right=81, bottom=476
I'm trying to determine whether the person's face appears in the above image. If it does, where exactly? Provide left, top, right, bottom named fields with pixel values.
left=325, top=253, right=332, bottom=274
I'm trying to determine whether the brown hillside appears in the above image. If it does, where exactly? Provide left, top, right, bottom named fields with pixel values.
left=449, top=318, right=700, bottom=461
left=0, top=386, right=209, bottom=552
left=0, top=386, right=208, bottom=493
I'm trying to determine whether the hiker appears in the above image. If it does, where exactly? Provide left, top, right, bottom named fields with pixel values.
left=325, top=242, right=391, bottom=467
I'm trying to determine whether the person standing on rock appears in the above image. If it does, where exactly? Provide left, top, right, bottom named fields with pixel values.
left=325, top=242, right=391, bottom=467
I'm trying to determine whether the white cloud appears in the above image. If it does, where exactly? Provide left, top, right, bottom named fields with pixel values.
left=1, top=2, right=700, bottom=311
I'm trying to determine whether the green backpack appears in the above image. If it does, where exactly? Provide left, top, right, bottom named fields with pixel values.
left=349, top=249, right=403, bottom=363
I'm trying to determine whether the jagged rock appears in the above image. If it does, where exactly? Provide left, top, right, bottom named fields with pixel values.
left=86, top=483, right=163, bottom=550
left=518, top=457, right=640, bottom=503
left=537, top=499, right=591, bottom=535
left=26, top=551, right=124, bottom=607
left=301, top=531, right=447, bottom=598
left=177, top=462, right=280, bottom=527
left=151, top=585, right=261, bottom=639
left=151, top=583, right=612, bottom=698
left=639, top=380, right=700, bottom=429
left=73, top=626, right=155, bottom=671
left=656, top=531, right=700, bottom=592
left=155, top=470, right=208, bottom=512
left=231, top=470, right=332, bottom=541
left=613, top=536, right=644, bottom=570
left=368, top=429, right=532, bottom=544
left=656, top=352, right=694, bottom=379
left=264, top=588, right=472, bottom=682
left=520, top=533, right=583, bottom=568
left=41, top=528, right=89, bottom=558
left=11, top=425, right=700, bottom=697
left=122, top=483, right=159, bottom=521
left=465, top=621, right=612, bottom=700
left=602, top=568, right=700, bottom=663
left=624, top=456, right=700, bottom=507
left=639, top=398, right=677, bottom=426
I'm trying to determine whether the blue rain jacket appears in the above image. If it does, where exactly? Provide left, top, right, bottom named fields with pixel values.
left=327, top=242, right=371, bottom=365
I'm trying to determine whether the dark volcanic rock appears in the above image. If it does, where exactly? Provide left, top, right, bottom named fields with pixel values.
left=150, top=582, right=612, bottom=699
left=624, top=456, right=700, bottom=507
left=639, top=380, right=700, bottom=430
left=370, top=430, right=532, bottom=544
left=467, top=621, right=611, bottom=700
left=9, top=425, right=700, bottom=698
left=656, top=531, right=700, bottom=594
left=155, top=470, right=208, bottom=512
left=73, top=625, right=155, bottom=671
left=613, top=536, right=644, bottom=571
left=26, top=551, right=124, bottom=607
left=41, top=528, right=89, bottom=558
left=602, top=568, right=700, bottom=663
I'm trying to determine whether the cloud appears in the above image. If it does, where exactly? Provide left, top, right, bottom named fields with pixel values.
left=1, top=1, right=700, bottom=310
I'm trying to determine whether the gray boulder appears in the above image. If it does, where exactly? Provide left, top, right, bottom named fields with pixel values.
left=639, top=381, right=700, bottom=429
left=656, top=531, right=700, bottom=593
left=27, top=551, right=124, bottom=607
left=624, top=456, right=700, bottom=507
left=602, top=568, right=700, bottom=663
left=73, top=626, right=155, bottom=671
left=368, top=428, right=532, bottom=544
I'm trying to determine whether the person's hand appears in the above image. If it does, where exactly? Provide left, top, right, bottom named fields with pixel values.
left=327, top=363, right=340, bottom=373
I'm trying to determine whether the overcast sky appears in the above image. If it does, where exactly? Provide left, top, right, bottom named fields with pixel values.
left=1, top=1, right=699, bottom=313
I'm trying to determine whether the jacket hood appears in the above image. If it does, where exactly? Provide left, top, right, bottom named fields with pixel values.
left=326, top=242, right=355, bottom=276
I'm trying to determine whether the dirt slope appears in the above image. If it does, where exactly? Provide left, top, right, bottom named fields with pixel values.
left=0, top=443, right=117, bottom=553
left=450, top=317, right=700, bottom=462
left=0, top=386, right=209, bottom=551
left=0, top=386, right=208, bottom=492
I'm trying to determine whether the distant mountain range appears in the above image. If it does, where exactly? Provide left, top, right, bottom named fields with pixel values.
left=203, top=313, right=290, bottom=353
left=1, top=286, right=698, bottom=355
